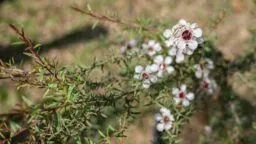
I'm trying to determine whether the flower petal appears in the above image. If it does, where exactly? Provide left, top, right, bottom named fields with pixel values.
left=205, top=58, right=214, bottom=69
left=195, top=70, right=202, bottom=78
left=197, top=37, right=204, bottom=44
left=142, top=80, right=151, bottom=89
left=163, top=29, right=172, bottom=38
left=135, top=65, right=143, bottom=73
left=120, top=46, right=126, bottom=54
left=156, top=123, right=165, bottom=132
left=176, top=53, right=185, bottom=63
left=168, top=47, right=177, bottom=56
left=142, top=44, right=148, bottom=50
left=193, top=28, right=203, bottom=37
left=155, top=44, right=162, bottom=52
left=184, top=48, right=194, bottom=55
left=166, top=66, right=174, bottom=73
left=188, top=40, right=198, bottom=50
left=203, top=69, right=210, bottom=78
left=133, top=74, right=140, bottom=79
left=155, top=113, right=162, bottom=122
left=157, top=70, right=164, bottom=77
left=148, top=40, right=155, bottom=46
left=177, top=41, right=186, bottom=49
left=164, top=56, right=173, bottom=64
left=172, top=88, right=179, bottom=95
left=148, top=50, right=156, bottom=56
left=150, top=75, right=158, bottom=83
left=145, top=65, right=152, bottom=73
left=182, top=99, right=190, bottom=107
left=151, top=64, right=159, bottom=72
left=190, top=23, right=197, bottom=29
left=154, top=55, right=164, bottom=64
left=179, top=19, right=187, bottom=25
left=180, top=84, right=187, bottom=91
left=174, top=97, right=181, bottom=104
left=165, top=39, right=173, bottom=47
left=164, top=123, right=172, bottom=131
left=128, top=39, right=137, bottom=47
left=170, top=115, right=175, bottom=121
left=160, top=107, right=170, bottom=115
left=187, top=93, right=195, bottom=100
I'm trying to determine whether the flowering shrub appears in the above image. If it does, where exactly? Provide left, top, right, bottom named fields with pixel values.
left=0, top=5, right=256, bottom=144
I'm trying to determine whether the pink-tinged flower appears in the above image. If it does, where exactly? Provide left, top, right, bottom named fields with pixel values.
left=194, top=58, right=214, bottom=79
left=134, top=65, right=158, bottom=88
left=142, top=40, right=162, bottom=56
left=201, top=77, right=217, bottom=94
left=120, top=39, right=138, bottom=54
left=151, top=55, right=175, bottom=77
left=155, top=107, right=175, bottom=132
left=165, top=19, right=203, bottom=63
left=172, top=84, right=195, bottom=107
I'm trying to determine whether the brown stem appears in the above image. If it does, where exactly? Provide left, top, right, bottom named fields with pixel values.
left=9, top=24, right=61, bottom=83
left=71, top=6, right=156, bottom=32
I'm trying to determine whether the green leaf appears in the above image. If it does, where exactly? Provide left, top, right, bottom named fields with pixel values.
left=34, top=44, right=42, bottom=49
left=253, top=122, right=256, bottom=129
left=67, top=84, right=76, bottom=101
left=10, top=122, right=21, bottom=136
left=92, top=20, right=99, bottom=30
left=48, top=84, right=57, bottom=88
left=87, top=3, right=92, bottom=11
left=74, top=136, right=82, bottom=144
left=98, top=130, right=106, bottom=138
left=22, top=96, right=33, bottom=106
left=54, top=112, right=60, bottom=132
left=11, top=41, right=25, bottom=46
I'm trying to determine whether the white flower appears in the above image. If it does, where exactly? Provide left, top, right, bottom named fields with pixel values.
left=168, top=47, right=187, bottom=63
left=204, top=125, right=212, bottom=135
left=194, top=58, right=214, bottom=79
left=155, top=107, right=175, bottom=132
left=151, top=55, right=175, bottom=77
left=165, top=19, right=203, bottom=63
left=172, top=84, right=195, bottom=107
left=200, top=77, right=217, bottom=94
left=142, top=40, right=162, bottom=56
left=120, top=39, right=138, bottom=54
left=134, top=65, right=158, bottom=88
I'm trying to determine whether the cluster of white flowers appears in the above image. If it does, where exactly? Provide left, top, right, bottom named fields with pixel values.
left=194, top=58, right=217, bottom=94
left=120, top=19, right=217, bottom=133
left=155, top=83, right=195, bottom=132
left=129, top=19, right=204, bottom=89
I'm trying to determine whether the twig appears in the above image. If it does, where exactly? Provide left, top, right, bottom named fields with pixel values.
left=71, top=6, right=156, bottom=32
left=9, top=24, right=61, bottom=83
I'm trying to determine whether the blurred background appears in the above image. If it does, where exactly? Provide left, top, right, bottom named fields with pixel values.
left=0, top=0, right=256, bottom=143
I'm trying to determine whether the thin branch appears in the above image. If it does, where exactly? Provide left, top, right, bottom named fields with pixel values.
left=9, top=24, right=61, bottom=83
left=71, top=6, right=156, bottom=32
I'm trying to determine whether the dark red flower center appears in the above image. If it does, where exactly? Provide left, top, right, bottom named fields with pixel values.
left=127, top=44, right=132, bottom=50
left=203, top=81, right=209, bottom=89
left=163, top=116, right=170, bottom=123
left=182, top=30, right=192, bottom=40
left=179, top=92, right=186, bottom=99
left=148, top=47, right=154, bottom=51
left=199, top=64, right=204, bottom=70
left=160, top=64, right=166, bottom=69
left=142, top=72, right=149, bottom=79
